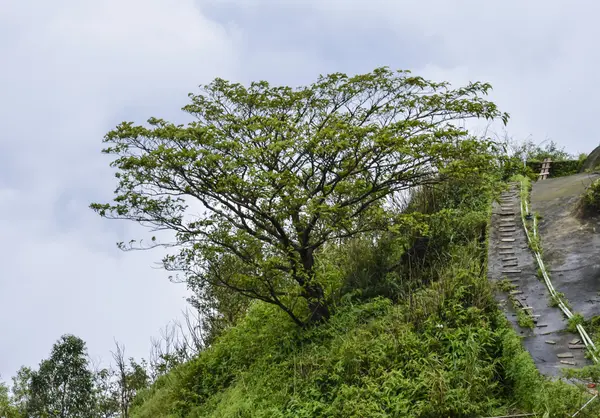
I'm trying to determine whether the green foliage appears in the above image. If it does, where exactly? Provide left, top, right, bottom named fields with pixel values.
left=524, top=139, right=574, bottom=162
left=497, top=279, right=516, bottom=293
left=551, top=160, right=584, bottom=177
left=499, top=138, right=578, bottom=180
left=568, top=313, right=586, bottom=333
left=550, top=292, right=568, bottom=308
left=126, top=154, right=600, bottom=417
left=108, top=343, right=151, bottom=418
left=563, top=364, right=600, bottom=388
left=322, top=233, right=406, bottom=302
left=128, top=165, right=505, bottom=416
left=500, top=327, right=599, bottom=416
left=26, top=335, right=96, bottom=418
left=130, top=244, right=598, bottom=417
left=527, top=160, right=583, bottom=178
left=91, top=67, right=507, bottom=326
left=497, top=280, right=534, bottom=329
left=10, top=367, right=32, bottom=417
left=187, top=278, right=251, bottom=346
left=582, top=178, right=600, bottom=215
left=516, top=308, right=535, bottom=329
left=92, top=368, right=120, bottom=418
left=132, top=257, right=510, bottom=418
left=0, top=381, right=21, bottom=418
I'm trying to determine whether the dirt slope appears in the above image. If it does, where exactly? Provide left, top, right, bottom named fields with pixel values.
left=531, top=173, right=600, bottom=319
left=488, top=184, right=590, bottom=376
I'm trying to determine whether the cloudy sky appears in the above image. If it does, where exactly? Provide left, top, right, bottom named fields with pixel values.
left=0, top=0, right=598, bottom=379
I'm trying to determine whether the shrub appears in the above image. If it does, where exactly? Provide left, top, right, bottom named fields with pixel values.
left=582, top=178, right=600, bottom=215
left=526, top=159, right=583, bottom=179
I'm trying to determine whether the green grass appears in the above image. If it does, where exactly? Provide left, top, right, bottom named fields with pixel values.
left=496, top=279, right=534, bottom=329
left=568, top=313, right=586, bottom=333
left=516, top=308, right=535, bottom=329
left=130, top=243, right=599, bottom=417
left=549, top=292, right=568, bottom=308
left=497, top=278, right=516, bottom=293
left=129, top=174, right=600, bottom=417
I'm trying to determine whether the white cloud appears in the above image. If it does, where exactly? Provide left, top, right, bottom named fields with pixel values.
left=0, top=0, right=239, bottom=378
left=200, top=0, right=599, bottom=153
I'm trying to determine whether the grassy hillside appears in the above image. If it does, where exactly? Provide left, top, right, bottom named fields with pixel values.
left=129, top=177, right=599, bottom=418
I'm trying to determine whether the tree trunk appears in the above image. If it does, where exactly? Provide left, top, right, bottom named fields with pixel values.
left=299, top=248, right=330, bottom=323
left=305, top=286, right=330, bottom=323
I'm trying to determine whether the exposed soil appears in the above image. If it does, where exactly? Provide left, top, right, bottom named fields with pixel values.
left=488, top=183, right=590, bottom=376
left=531, top=173, right=600, bottom=320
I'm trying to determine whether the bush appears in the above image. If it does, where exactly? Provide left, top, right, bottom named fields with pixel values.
left=129, top=160, right=599, bottom=418
left=582, top=179, right=600, bottom=215
left=526, top=159, right=583, bottom=179
left=132, top=256, right=511, bottom=417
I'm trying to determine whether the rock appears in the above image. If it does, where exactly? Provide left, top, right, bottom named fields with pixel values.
left=580, top=144, right=600, bottom=172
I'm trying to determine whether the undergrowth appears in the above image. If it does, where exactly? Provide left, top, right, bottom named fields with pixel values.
left=582, top=178, right=600, bottom=216
left=129, top=174, right=600, bottom=417
left=130, top=240, right=600, bottom=417
left=496, top=279, right=535, bottom=329
left=516, top=307, right=535, bottom=329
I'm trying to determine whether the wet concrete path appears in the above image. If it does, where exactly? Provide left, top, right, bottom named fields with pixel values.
left=488, top=183, right=590, bottom=376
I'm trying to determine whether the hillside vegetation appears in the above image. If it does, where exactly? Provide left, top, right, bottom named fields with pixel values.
left=2, top=68, right=597, bottom=417
left=129, top=178, right=596, bottom=417
left=105, top=69, right=596, bottom=417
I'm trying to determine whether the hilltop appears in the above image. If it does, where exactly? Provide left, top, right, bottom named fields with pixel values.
left=3, top=67, right=600, bottom=418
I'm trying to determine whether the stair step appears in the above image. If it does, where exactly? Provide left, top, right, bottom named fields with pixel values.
left=557, top=352, right=574, bottom=358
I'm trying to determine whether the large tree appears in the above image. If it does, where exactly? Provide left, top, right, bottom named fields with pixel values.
left=91, top=67, right=507, bottom=326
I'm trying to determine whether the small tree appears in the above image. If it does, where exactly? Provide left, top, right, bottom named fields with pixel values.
left=92, top=367, right=120, bottom=418
left=0, top=379, right=21, bottom=418
left=91, top=67, right=507, bottom=326
left=10, top=367, right=33, bottom=417
left=112, top=342, right=149, bottom=418
left=27, top=335, right=95, bottom=418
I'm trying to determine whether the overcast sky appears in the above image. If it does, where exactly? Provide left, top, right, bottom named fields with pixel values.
left=0, top=0, right=598, bottom=380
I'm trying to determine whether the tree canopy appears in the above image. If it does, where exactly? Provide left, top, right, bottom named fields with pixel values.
left=91, top=67, right=508, bottom=326
left=25, top=335, right=95, bottom=418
